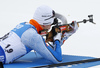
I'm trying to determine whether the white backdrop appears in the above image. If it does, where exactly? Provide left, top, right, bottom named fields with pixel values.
left=0, top=0, right=100, bottom=68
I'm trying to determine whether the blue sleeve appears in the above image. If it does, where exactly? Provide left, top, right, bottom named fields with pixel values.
left=46, top=40, right=62, bottom=62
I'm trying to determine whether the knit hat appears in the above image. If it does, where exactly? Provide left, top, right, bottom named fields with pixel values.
left=33, top=5, right=55, bottom=25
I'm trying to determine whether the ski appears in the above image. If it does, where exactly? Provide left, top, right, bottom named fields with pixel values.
left=30, top=58, right=100, bottom=68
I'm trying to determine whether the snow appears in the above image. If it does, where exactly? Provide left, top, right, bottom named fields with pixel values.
left=0, top=0, right=100, bottom=68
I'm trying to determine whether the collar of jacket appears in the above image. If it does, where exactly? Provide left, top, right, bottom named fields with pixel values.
left=29, top=19, right=43, bottom=33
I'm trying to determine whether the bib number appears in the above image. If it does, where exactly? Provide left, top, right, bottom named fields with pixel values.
left=5, top=44, right=13, bottom=53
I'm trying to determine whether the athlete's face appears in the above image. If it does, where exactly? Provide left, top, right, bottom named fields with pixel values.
left=40, top=25, right=51, bottom=30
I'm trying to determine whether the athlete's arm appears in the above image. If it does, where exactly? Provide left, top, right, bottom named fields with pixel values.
left=21, top=28, right=62, bottom=63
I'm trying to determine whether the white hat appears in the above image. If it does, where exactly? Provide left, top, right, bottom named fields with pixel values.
left=33, top=5, right=55, bottom=25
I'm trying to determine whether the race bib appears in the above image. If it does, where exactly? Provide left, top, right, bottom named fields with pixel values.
left=0, top=32, right=26, bottom=63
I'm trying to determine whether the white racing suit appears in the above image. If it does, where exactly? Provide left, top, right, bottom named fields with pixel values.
left=0, top=22, right=62, bottom=64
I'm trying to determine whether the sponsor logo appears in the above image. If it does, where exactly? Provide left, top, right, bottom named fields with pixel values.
left=0, top=56, right=4, bottom=62
left=42, top=15, right=52, bottom=17
left=60, top=26, right=66, bottom=31
left=13, top=24, right=24, bottom=31
left=43, top=22, right=51, bottom=25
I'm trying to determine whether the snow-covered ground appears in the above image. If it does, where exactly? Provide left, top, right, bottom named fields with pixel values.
left=0, top=0, right=100, bottom=68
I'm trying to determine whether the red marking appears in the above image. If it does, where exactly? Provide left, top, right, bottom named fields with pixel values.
left=63, top=40, right=65, bottom=43
left=59, top=26, right=66, bottom=31
left=46, top=43, right=48, bottom=46
left=40, top=31, right=47, bottom=35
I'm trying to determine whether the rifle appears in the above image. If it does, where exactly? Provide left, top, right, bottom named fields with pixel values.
left=39, top=15, right=95, bottom=42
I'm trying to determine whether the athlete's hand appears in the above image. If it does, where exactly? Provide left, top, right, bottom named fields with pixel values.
left=53, top=33, right=62, bottom=42
left=70, top=21, right=79, bottom=32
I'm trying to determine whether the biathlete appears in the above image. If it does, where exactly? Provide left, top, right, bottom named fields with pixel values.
left=0, top=5, right=78, bottom=64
